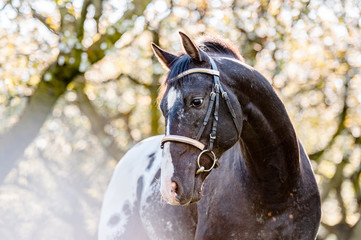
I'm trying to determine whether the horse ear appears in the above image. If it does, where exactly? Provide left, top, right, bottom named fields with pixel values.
left=179, top=31, right=202, bottom=62
left=151, top=43, right=177, bottom=70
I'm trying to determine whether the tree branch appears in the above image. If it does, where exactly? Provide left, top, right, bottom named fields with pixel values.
left=76, top=0, right=91, bottom=41
left=350, top=215, right=361, bottom=240
left=73, top=76, right=124, bottom=161
left=320, top=158, right=346, bottom=201
left=112, top=106, right=135, bottom=120
left=86, top=0, right=151, bottom=65
left=93, top=0, right=103, bottom=32
left=30, top=7, right=59, bottom=35
left=336, top=184, right=347, bottom=223
left=308, top=77, right=350, bottom=161
left=126, top=74, right=151, bottom=88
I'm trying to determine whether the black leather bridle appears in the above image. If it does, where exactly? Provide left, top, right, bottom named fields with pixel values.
left=161, top=56, right=241, bottom=175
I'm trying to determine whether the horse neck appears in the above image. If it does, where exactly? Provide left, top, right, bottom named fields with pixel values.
left=224, top=62, right=301, bottom=200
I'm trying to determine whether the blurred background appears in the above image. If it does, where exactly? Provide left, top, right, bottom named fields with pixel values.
left=0, top=0, right=360, bottom=239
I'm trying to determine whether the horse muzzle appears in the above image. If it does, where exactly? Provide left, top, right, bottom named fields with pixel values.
left=160, top=176, right=202, bottom=205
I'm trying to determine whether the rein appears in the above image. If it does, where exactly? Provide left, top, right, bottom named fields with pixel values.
left=161, top=56, right=241, bottom=175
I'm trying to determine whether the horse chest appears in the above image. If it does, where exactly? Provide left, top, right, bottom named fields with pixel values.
left=196, top=195, right=308, bottom=240
left=194, top=168, right=315, bottom=240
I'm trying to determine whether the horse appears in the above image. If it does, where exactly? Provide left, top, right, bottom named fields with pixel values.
left=98, top=32, right=321, bottom=240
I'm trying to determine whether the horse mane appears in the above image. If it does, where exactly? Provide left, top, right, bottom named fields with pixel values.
left=157, top=35, right=244, bottom=103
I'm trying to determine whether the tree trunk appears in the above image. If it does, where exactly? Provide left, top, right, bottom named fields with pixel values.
left=0, top=63, right=78, bottom=183
left=150, top=30, right=162, bottom=135
left=74, top=77, right=123, bottom=161
left=0, top=80, right=64, bottom=181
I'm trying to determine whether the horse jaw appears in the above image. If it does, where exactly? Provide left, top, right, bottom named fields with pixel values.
left=160, top=142, right=203, bottom=205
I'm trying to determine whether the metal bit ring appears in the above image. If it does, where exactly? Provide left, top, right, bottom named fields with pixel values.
left=196, top=150, right=218, bottom=175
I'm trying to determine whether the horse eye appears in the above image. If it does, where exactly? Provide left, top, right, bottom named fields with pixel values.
left=191, top=98, right=203, bottom=108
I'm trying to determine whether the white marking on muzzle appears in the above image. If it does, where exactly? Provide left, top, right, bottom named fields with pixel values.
left=160, top=87, right=183, bottom=205
left=160, top=142, right=180, bottom=205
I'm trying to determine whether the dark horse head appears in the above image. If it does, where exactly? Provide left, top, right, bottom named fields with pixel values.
left=152, top=32, right=245, bottom=205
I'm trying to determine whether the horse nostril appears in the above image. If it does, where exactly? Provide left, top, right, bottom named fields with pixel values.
left=170, top=181, right=178, bottom=195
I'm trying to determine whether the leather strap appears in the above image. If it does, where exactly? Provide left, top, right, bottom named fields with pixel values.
left=168, top=68, right=219, bottom=82
left=161, top=135, right=205, bottom=151
left=196, top=91, right=216, bottom=140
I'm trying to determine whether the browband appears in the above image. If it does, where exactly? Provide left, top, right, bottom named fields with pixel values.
left=168, top=68, right=220, bottom=82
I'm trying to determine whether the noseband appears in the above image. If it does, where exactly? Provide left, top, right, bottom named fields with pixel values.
left=161, top=56, right=241, bottom=175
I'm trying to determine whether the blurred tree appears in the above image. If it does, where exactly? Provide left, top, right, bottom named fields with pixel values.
left=0, top=0, right=150, bottom=183
left=0, top=0, right=360, bottom=239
